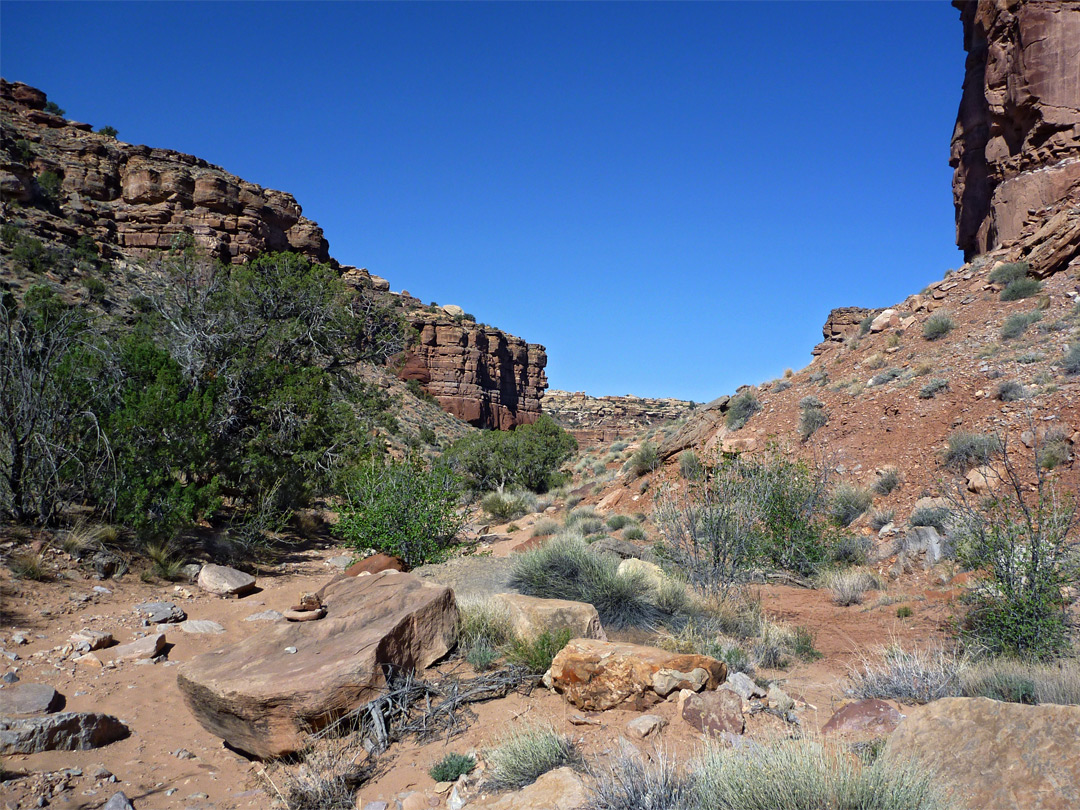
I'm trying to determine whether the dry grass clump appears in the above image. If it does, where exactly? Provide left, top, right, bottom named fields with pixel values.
left=871, top=467, right=901, bottom=496
left=8, top=550, right=47, bottom=580
left=457, top=597, right=514, bottom=671
left=960, top=657, right=1080, bottom=705
left=587, top=751, right=691, bottom=810
left=829, top=484, right=873, bottom=526
left=484, top=724, right=580, bottom=790
left=531, top=517, right=560, bottom=537
left=869, top=508, right=895, bottom=531
left=59, top=521, right=118, bottom=556
left=263, top=737, right=365, bottom=810
left=922, top=313, right=955, bottom=341
left=824, top=568, right=884, bottom=606
left=942, top=430, right=1000, bottom=471
left=848, top=644, right=962, bottom=704
left=481, top=489, right=542, bottom=522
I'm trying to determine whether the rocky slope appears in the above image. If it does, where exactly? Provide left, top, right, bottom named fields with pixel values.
left=543, top=390, right=696, bottom=446
left=951, top=0, right=1080, bottom=266
left=0, top=79, right=546, bottom=430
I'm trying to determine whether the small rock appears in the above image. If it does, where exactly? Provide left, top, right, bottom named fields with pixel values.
left=767, top=685, right=794, bottom=713
left=244, top=610, right=284, bottom=622
left=284, top=646, right=298, bottom=655
left=325, top=555, right=352, bottom=570
left=1, top=672, right=18, bottom=684
left=179, top=620, right=225, bottom=635
left=567, top=712, right=601, bottom=726
left=179, top=563, right=202, bottom=581
left=102, top=792, right=134, bottom=810
left=432, top=782, right=452, bottom=795
left=70, top=630, right=113, bottom=652
left=134, top=602, right=186, bottom=624
left=74, top=653, right=103, bottom=668
left=173, top=748, right=196, bottom=759
left=197, top=564, right=256, bottom=596
left=625, top=714, right=666, bottom=740
left=92, top=765, right=112, bottom=780
left=725, top=671, right=766, bottom=700
left=92, top=586, right=112, bottom=595
left=0, top=683, right=65, bottom=715
left=10, top=634, right=29, bottom=646
left=362, top=802, right=389, bottom=810
left=0, top=712, right=129, bottom=754
left=106, top=634, right=166, bottom=663
left=447, top=784, right=466, bottom=810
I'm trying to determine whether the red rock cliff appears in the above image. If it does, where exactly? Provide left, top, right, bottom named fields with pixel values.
left=951, top=0, right=1080, bottom=261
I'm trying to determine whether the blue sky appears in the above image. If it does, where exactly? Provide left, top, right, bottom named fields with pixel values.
left=1, top=1, right=963, bottom=402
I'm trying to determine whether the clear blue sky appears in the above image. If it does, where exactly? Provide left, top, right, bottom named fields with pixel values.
left=1, top=1, right=963, bottom=402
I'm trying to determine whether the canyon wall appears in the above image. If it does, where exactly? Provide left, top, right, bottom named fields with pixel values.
left=951, top=0, right=1080, bottom=266
left=543, top=389, right=696, bottom=446
left=0, top=79, right=545, bottom=429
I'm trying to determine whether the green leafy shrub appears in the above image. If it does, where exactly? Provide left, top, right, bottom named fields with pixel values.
left=43, top=101, right=65, bottom=116
left=96, top=125, right=118, bottom=138
left=918, top=378, right=949, bottom=399
left=406, top=378, right=438, bottom=405
left=988, top=262, right=1029, bottom=285
left=1001, top=311, right=1041, bottom=340
left=1000, top=277, right=1042, bottom=301
left=444, top=414, right=576, bottom=493
left=35, top=170, right=62, bottom=204
left=629, top=442, right=659, bottom=477
left=829, top=484, right=872, bottom=526
left=725, top=391, right=761, bottom=431
left=622, top=525, right=646, bottom=541
left=334, top=458, right=463, bottom=568
left=922, top=313, right=955, bottom=341
left=430, top=753, right=475, bottom=782
left=896, top=606, right=913, bottom=618
left=506, top=628, right=573, bottom=673
left=942, top=431, right=1001, bottom=471
left=833, top=533, right=872, bottom=565
left=82, top=276, right=106, bottom=301
left=15, top=138, right=34, bottom=164
left=484, top=725, right=580, bottom=791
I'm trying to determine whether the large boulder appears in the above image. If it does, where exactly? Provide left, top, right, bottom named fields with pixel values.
left=0, top=683, right=64, bottom=716
left=0, top=712, right=129, bottom=754
left=177, top=571, right=457, bottom=758
left=197, top=563, right=256, bottom=596
left=489, top=593, right=607, bottom=642
left=548, top=638, right=726, bottom=711
left=884, top=697, right=1080, bottom=810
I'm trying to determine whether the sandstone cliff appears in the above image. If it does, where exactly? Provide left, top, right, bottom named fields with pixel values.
left=951, top=0, right=1080, bottom=272
left=544, top=389, right=696, bottom=446
left=0, top=79, right=546, bottom=429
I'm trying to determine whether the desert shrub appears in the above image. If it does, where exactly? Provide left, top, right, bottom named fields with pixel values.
left=1037, top=431, right=1070, bottom=470
left=1016, top=352, right=1043, bottom=364
left=484, top=725, right=580, bottom=791
left=271, top=740, right=362, bottom=810
left=1000, top=277, right=1042, bottom=301
left=655, top=453, right=836, bottom=587
left=859, top=314, right=874, bottom=335
left=430, top=753, right=475, bottom=782
left=693, top=738, right=949, bottom=810
left=942, top=430, right=1001, bottom=471
left=622, top=525, right=646, bottom=541
left=444, top=414, right=576, bottom=494
left=908, top=505, right=952, bottom=534
left=833, top=533, right=872, bottom=565
left=531, top=517, right=559, bottom=537
left=8, top=551, right=47, bottom=580
left=144, top=541, right=184, bottom=580
left=481, top=489, right=538, bottom=522
left=564, top=506, right=597, bottom=527
left=896, top=606, right=913, bottom=618
left=405, top=378, right=438, bottom=405
left=586, top=752, right=691, bottom=810
left=950, top=463, right=1077, bottom=660
left=725, top=391, right=761, bottom=431
left=629, top=442, right=659, bottom=477
left=869, top=368, right=902, bottom=387
left=913, top=363, right=932, bottom=376
left=457, top=598, right=513, bottom=651
left=82, top=276, right=106, bottom=301
left=43, top=101, right=65, bottom=116
left=506, top=628, right=573, bottom=673
left=918, top=378, right=949, bottom=399
left=35, top=170, right=62, bottom=204
left=605, top=514, right=633, bottom=530
left=995, top=380, right=1026, bottom=401
left=610, top=441, right=629, bottom=453
left=825, top=568, right=882, bottom=606
left=798, top=396, right=828, bottom=440
left=848, top=644, right=963, bottom=704
left=921, top=313, right=955, bottom=341
left=679, top=450, right=703, bottom=480
left=869, top=508, right=895, bottom=531
left=1001, top=311, right=1041, bottom=340
left=96, top=125, right=118, bottom=138
left=334, top=458, right=463, bottom=568
left=829, top=484, right=872, bottom=526
left=960, top=658, right=1080, bottom=706
left=1063, top=343, right=1080, bottom=375
left=865, top=353, right=886, bottom=370
left=988, top=262, right=1028, bottom=285
left=872, top=467, right=901, bottom=496
left=577, top=517, right=605, bottom=535
left=510, top=534, right=666, bottom=629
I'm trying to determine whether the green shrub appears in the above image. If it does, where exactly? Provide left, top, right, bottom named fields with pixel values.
left=833, top=533, right=872, bottom=565
left=995, top=380, right=1025, bottom=401
left=622, top=525, right=646, bottom=541
left=96, top=125, right=118, bottom=138
left=859, top=314, right=874, bottom=335
left=960, top=658, right=1080, bottom=705
left=457, top=598, right=512, bottom=670
left=918, top=378, right=949, bottom=399
left=1037, top=433, right=1070, bottom=470
left=629, top=442, right=659, bottom=477
left=798, top=396, right=828, bottom=440
left=868, top=368, right=902, bottom=387
left=506, top=628, right=573, bottom=673
left=481, top=489, right=537, bottom=522
left=531, top=517, right=559, bottom=537
left=725, top=391, right=761, bottom=431
left=896, top=606, right=913, bottom=619
left=82, top=276, right=106, bottom=301
left=510, top=534, right=665, bottom=629
left=334, top=458, right=463, bottom=568
left=679, top=450, right=703, bottom=480
left=430, top=752, right=475, bottom=782
left=484, top=725, right=580, bottom=791
left=829, top=484, right=872, bottom=526
left=942, top=431, right=1001, bottom=471
left=872, top=467, right=901, bottom=496
left=44, top=101, right=65, bottom=116
left=1016, top=352, right=1043, bottom=364
left=922, top=313, right=955, bottom=341
left=444, top=414, right=576, bottom=493
left=1000, top=277, right=1042, bottom=301
left=869, top=508, right=895, bottom=531
left=1001, top=311, right=1041, bottom=340
left=909, top=505, right=952, bottom=533
left=406, top=378, right=438, bottom=405
left=988, top=262, right=1028, bottom=285
left=35, top=170, right=62, bottom=204
left=15, top=138, right=34, bottom=164
left=1063, top=343, right=1080, bottom=375
left=605, top=514, right=633, bottom=530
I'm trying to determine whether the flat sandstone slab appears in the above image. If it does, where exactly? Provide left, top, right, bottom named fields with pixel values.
left=177, top=570, right=457, bottom=758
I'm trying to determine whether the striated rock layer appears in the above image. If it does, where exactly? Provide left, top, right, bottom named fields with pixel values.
left=543, top=389, right=696, bottom=446
left=1, top=79, right=546, bottom=429
left=951, top=0, right=1080, bottom=264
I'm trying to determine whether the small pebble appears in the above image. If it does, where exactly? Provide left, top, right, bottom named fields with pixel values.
left=284, top=646, right=297, bottom=655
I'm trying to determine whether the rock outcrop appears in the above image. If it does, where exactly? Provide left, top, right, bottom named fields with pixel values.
left=544, top=389, right=696, bottom=445
left=951, top=1, right=1080, bottom=266
left=400, top=313, right=547, bottom=429
left=176, top=570, right=456, bottom=758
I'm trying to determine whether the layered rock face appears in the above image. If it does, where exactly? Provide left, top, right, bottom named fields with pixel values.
left=951, top=1, right=1080, bottom=264
left=1, top=79, right=329, bottom=264
left=543, top=389, right=696, bottom=445
left=399, top=314, right=547, bottom=429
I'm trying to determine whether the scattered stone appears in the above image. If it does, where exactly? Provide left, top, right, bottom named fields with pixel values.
left=884, top=697, right=1080, bottom=810
left=244, top=610, right=284, bottom=622
left=489, top=592, right=607, bottom=643
left=548, top=638, right=726, bottom=711
left=74, top=653, right=103, bottom=669
left=179, top=620, right=225, bottom=635
left=652, top=667, right=709, bottom=697
left=767, top=685, right=794, bottom=713
left=92, top=586, right=112, bottom=595
left=196, top=563, right=256, bottom=596
left=179, top=563, right=202, bottom=581
left=10, top=633, right=29, bottom=645
left=105, top=634, right=166, bottom=663
left=567, top=713, right=601, bottom=726
left=681, top=689, right=745, bottom=736
left=177, top=570, right=457, bottom=758
left=1, top=672, right=19, bottom=684
left=283, top=646, right=298, bottom=655
left=0, top=683, right=65, bottom=716
left=70, top=629, right=114, bottom=652
left=725, top=671, right=766, bottom=700
left=92, top=765, right=113, bottom=780
left=0, top=712, right=129, bottom=754
left=134, top=602, right=186, bottom=624
left=102, top=791, right=134, bottom=810
left=823, top=699, right=902, bottom=736
left=625, top=714, right=666, bottom=740
left=173, top=748, right=196, bottom=759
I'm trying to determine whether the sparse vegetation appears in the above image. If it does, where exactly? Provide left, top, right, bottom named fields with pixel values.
left=8, top=551, right=47, bottom=580
left=848, top=644, right=962, bottom=704
left=1001, top=311, right=1041, bottom=340
left=481, top=489, right=539, bottom=522
left=918, top=378, right=949, bottom=399
left=605, top=514, right=633, bottom=530
left=825, top=568, right=882, bottom=606
left=622, top=525, right=646, bottom=541
left=1000, top=277, right=1042, bottom=301
left=628, top=442, right=659, bottom=477
left=909, top=505, right=952, bottom=533
left=725, top=390, right=761, bottom=431
left=995, top=380, right=1025, bottom=401
left=531, top=517, right=559, bottom=537
left=798, top=396, right=828, bottom=440
left=96, top=125, right=118, bottom=138
left=960, top=658, right=1080, bottom=705
left=1063, top=343, right=1080, bottom=375
left=922, top=313, right=955, bottom=341
left=506, top=628, right=573, bottom=673
left=872, top=466, right=900, bottom=496
left=869, top=508, right=895, bottom=531
left=942, top=430, right=1001, bottom=471
left=484, top=725, right=580, bottom=791
left=988, top=262, right=1028, bottom=285
left=829, top=483, right=872, bottom=526
left=868, top=367, right=902, bottom=387
left=679, top=450, right=703, bottom=480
